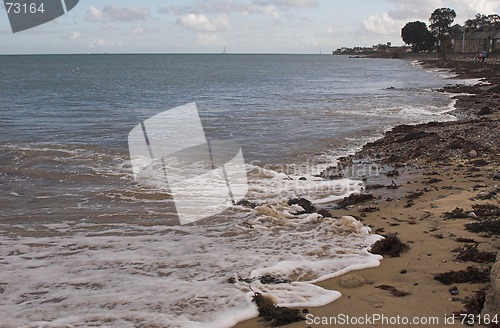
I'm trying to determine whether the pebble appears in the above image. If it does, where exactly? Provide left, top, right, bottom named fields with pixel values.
left=400, top=269, right=407, bottom=274
left=449, top=286, right=459, bottom=295
left=468, top=150, right=478, bottom=158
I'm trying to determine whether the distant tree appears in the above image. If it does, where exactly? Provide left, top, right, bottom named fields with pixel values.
left=429, top=8, right=456, bottom=39
left=401, top=21, right=436, bottom=52
left=465, top=13, right=500, bottom=32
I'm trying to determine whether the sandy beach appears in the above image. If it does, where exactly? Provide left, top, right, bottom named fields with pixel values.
left=235, top=57, right=499, bottom=328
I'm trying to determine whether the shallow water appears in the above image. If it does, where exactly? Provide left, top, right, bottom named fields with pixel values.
left=0, top=55, right=469, bottom=327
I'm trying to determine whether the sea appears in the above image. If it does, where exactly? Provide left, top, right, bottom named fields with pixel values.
left=0, top=54, right=475, bottom=327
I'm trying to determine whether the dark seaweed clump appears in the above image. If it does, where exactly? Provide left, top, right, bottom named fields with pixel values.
left=336, top=193, right=374, bottom=209
left=252, top=292, right=305, bottom=327
left=465, top=220, right=500, bottom=235
left=370, top=233, right=409, bottom=257
left=375, top=285, right=411, bottom=297
left=433, top=266, right=491, bottom=285
left=287, top=198, right=316, bottom=214
left=455, top=244, right=497, bottom=263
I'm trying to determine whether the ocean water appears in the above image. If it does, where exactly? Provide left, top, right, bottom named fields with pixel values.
left=0, top=54, right=469, bottom=327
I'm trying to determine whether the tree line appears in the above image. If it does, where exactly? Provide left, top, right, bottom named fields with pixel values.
left=401, top=8, right=500, bottom=53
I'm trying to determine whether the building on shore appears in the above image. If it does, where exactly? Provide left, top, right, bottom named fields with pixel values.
left=451, top=30, right=500, bottom=54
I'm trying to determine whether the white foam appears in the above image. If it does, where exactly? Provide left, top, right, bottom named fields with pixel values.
left=0, top=212, right=381, bottom=327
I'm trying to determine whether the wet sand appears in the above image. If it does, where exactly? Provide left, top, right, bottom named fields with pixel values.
left=235, top=58, right=499, bottom=328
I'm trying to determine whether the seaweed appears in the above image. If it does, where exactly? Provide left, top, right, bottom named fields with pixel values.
left=453, top=288, right=488, bottom=317
left=443, top=208, right=470, bottom=219
left=433, top=266, right=491, bottom=285
left=287, top=198, right=315, bottom=214
left=375, top=285, right=410, bottom=297
left=472, top=204, right=500, bottom=218
left=236, top=199, right=258, bottom=208
left=370, top=233, right=409, bottom=257
left=259, top=275, right=291, bottom=285
left=252, top=292, right=305, bottom=327
left=454, top=244, right=497, bottom=263
left=465, top=220, right=500, bottom=235
left=336, top=193, right=374, bottom=209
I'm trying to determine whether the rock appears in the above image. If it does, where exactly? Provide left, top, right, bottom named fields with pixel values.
left=340, top=274, right=366, bottom=288
left=287, top=198, right=315, bottom=214
left=481, top=253, right=500, bottom=319
left=449, top=286, right=459, bottom=295
left=468, top=150, right=478, bottom=158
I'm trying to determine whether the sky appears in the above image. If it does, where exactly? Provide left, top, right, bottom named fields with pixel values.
left=0, top=0, right=499, bottom=54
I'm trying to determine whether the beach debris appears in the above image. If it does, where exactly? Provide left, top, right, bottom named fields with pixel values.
left=339, top=274, right=366, bottom=288
left=473, top=189, right=497, bottom=200
left=370, top=233, right=409, bottom=257
left=365, top=184, right=385, bottom=190
left=316, top=208, right=332, bottom=217
left=259, top=275, right=291, bottom=285
left=252, top=291, right=305, bottom=327
left=471, top=203, right=500, bottom=218
left=455, top=244, right=497, bottom=263
left=453, top=288, right=488, bottom=317
left=425, top=178, right=442, bottom=184
left=465, top=220, right=500, bottom=235
left=287, top=198, right=315, bottom=214
left=336, top=193, right=374, bottom=209
left=375, top=285, right=410, bottom=297
left=227, top=275, right=291, bottom=285
left=406, top=190, right=424, bottom=201
left=443, top=207, right=470, bottom=219
left=433, top=266, right=491, bottom=285
left=385, top=170, right=399, bottom=177
left=469, top=159, right=489, bottom=167
left=449, top=286, right=460, bottom=295
left=455, top=237, right=477, bottom=243
left=387, top=180, right=399, bottom=189
left=359, top=206, right=379, bottom=213
left=236, top=199, right=258, bottom=208
left=467, top=150, right=478, bottom=158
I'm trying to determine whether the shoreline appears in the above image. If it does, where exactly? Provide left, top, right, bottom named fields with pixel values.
left=235, top=58, right=499, bottom=327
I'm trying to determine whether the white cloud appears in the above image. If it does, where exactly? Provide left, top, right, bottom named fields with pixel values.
left=363, top=13, right=401, bottom=36
left=383, top=0, right=500, bottom=23
left=102, top=5, right=151, bottom=22
left=262, top=6, right=280, bottom=20
left=86, top=5, right=151, bottom=23
left=177, top=13, right=231, bottom=32
left=253, top=0, right=318, bottom=9
left=85, top=5, right=103, bottom=22
left=359, top=0, right=500, bottom=46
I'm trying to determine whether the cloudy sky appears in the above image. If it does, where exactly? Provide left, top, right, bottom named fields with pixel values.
left=1, top=0, right=499, bottom=54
